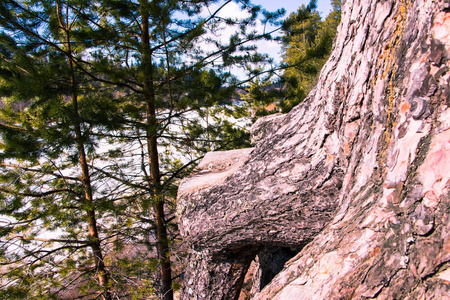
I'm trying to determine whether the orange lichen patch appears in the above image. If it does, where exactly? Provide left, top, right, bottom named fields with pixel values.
left=432, top=12, right=450, bottom=48
left=327, top=154, right=335, bottom=164
left=343, top=121, right=359, bottom=156
left=344, top=141, right=351, bottom=155
left=400, top=101, right=411, bottom=114
left=370, top=246, right=381, bottom=257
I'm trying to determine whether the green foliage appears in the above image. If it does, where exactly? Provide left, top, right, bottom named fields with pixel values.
left=0, top=0, right=284, bottom=298
left=281, top=0, right=341, bottom=111
left=241, top=0, right=341, bottom=116
left=0, top=0, right=125, bottom=298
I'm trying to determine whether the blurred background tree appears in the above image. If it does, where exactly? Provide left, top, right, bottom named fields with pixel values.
left=242, top=0, right=341, bottom=117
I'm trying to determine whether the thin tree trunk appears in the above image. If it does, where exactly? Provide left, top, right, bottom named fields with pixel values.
left=146, top=99, right=173, bottom=300
left=140, top=2, right=173, bottom=299
left=72, top=56, right=111, bottom=300
left=75, top=113, right=111, bottom=300
left=57, top=2, right=111, bottom=298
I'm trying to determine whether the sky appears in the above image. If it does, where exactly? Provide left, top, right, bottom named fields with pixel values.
left=199, top=0, right=335, bottom=79
left=252, top=0, right=333, bottom=19
left=249, top=0, right=334, bottom=65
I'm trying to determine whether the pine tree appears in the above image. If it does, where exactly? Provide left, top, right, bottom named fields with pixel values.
left=280, top=0, right=341, bottom=112
left=241, top=0, right=341, bottom=117
left=0, top=0, right=284, bottom=299
left=0, top=0, right=122, bottom=299
left=84, top=1, right=283, bottom=298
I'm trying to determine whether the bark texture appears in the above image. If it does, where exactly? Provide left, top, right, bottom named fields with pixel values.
left=177, top=0, right=450, bottom=298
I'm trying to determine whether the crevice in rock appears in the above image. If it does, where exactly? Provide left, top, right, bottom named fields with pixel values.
left=238, top=245, right=303, bottom=300
left=258, top=246, right=300, bottom=289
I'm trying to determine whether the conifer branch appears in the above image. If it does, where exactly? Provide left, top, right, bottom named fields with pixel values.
left=0, top=163, right=81, bottom=182
left=0, top=187, right=80, bottom=198
left=89, top=164, right=150, bottom=192
left=0, top=122, right=27, bottom=131
left=11, top=234, right=91, bottom=244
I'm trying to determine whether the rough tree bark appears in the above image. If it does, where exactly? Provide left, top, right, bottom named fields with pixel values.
left=177, top=0, right=450, bottom=299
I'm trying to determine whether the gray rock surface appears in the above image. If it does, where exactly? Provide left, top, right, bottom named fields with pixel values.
left=177, top=0, right=450, bottom=299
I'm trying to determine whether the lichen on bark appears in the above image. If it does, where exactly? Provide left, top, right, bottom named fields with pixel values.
left=177, top=0, right=450, bottom=299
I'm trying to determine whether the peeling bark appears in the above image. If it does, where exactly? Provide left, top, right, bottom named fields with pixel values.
left=177, top=0, right=450, bottom=299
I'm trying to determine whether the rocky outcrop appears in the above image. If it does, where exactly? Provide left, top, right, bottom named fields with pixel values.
left=177, top=0, right=450, bottom=299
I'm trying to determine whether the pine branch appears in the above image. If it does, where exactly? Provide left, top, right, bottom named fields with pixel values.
left=0, top=187, right=80, bottom=198
left=0, top=242, right=89, bottom=267
left=149, top=0, right=234, bottom=54
left=0, top=123, right=27, bottom=132
left=0, top=163, right=81, bottom=182
left=10, top=234, right=91, bottom=244
left=161, top=156, right=203, bottom=190
left=89, top=164, right=150, bottom=192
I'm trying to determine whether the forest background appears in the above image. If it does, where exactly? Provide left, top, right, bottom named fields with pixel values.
left=0, top=0, right=340, bottom=299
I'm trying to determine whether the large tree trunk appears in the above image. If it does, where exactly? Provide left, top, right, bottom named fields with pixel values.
left=177, top=0, right=450, bottom=299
